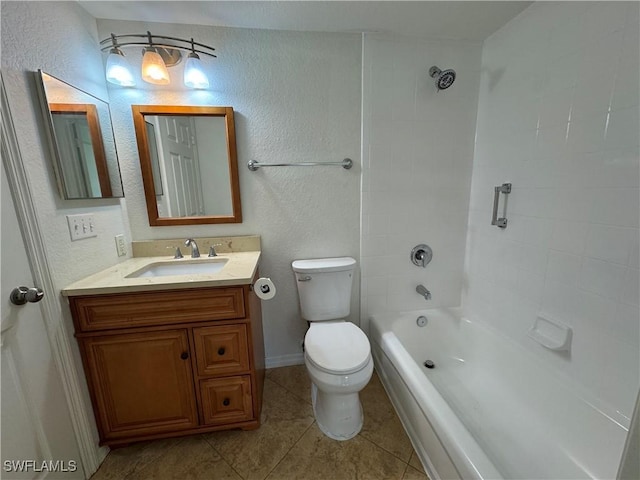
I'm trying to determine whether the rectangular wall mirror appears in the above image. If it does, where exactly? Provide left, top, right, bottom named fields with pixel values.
left=131, top=105, right=242, bottom=226
left=35, top=70, right=124, bottom=199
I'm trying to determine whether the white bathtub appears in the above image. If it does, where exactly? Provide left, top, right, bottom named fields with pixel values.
left=369, top=307, right=627, bottom=480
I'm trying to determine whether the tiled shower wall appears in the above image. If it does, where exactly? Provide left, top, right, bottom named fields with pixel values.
left=361, top=34, right=482, bottom=331
left=465, top=2, right=639, bottom=423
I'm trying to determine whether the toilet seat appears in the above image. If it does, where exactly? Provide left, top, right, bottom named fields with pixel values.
left=305, top=322, right=371, bottom=375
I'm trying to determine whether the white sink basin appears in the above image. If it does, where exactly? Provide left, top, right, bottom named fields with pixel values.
left=127, top=259, right=228, bottom=278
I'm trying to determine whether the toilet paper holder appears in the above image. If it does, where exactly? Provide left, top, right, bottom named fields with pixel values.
left=250, top=277, right=277, bottom=300
left=249, top=282, right=272, bottom=293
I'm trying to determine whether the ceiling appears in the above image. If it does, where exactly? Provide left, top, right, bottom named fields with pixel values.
left=78, top=1, right=532, bottom=41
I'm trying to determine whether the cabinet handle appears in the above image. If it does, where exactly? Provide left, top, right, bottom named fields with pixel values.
left=218, top=347, right=226, bottom=356
left=180, top=352, right=189, bottom=360
left=223, top=398, right=230, bottom=406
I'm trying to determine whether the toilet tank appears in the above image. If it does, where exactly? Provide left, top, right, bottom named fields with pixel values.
left=292, top=257, right=356, bottom=321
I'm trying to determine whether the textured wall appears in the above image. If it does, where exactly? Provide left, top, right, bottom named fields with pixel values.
left=1, top=0, right=131, bottom=461
left=361, top=34, right=482, bottom=330
left=97, top=19, right=362, bottom=365
left=466, top=1, right=639, bottom=424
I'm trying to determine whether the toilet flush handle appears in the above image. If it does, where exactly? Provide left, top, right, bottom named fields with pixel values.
left=297, top=276, right=312, bottom=282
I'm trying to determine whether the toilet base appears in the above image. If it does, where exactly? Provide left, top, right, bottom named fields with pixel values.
left=311, top=383, right=363, bottom=441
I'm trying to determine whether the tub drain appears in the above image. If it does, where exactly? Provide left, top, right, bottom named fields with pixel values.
left=423, top=360, right=435, bottom=369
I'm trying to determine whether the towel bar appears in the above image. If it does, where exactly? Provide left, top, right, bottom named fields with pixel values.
left=247, top=158, right=353, bottom=171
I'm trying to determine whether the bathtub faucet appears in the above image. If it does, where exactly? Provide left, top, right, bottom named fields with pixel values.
left=416, top=284, right=431, bottom=301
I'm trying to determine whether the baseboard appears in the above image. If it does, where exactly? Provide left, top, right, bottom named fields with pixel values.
left=265, top=353, right=304, bottom=369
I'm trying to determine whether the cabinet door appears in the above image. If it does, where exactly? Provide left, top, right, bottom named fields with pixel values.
left=82, top=329, right=198, bottom=440
left=193, top=324, right=250, bottom=376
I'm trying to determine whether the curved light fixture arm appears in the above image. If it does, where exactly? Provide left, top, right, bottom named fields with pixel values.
left=100, top=32, right=217, bottom=58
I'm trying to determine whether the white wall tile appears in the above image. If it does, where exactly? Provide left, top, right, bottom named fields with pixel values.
left=628, top=229, right=640, bottom=269
left=605, top=106, right=640, bottom=151
left=538, top=87, right=574, bottom=128
left=614, top=302, right=640, bottom=346
left=589, top=188, right=640, bottom=228
left=546, top=251, right=582, bottom=286
left=584, top=224, right=635, bottom=265
left=467, top=1, right=639, bottom=422
left=567, top=114, right=608, bottom=154
left=579, top=257, right=627, bottom=302
left=620, top=267, right=640, bottom=306
left=362, top=34, right=482, bottom=323
left=549, top=220, right=589, bottom=254
left=518, top=244, right=549, bottom=277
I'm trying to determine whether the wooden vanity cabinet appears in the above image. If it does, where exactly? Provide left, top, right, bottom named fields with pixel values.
left=69, top=283, right=264, bottom=447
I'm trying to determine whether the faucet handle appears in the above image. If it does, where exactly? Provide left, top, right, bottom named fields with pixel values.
left=208, top=245, right=217, bottom=257
left=411, top=244, right=433, bottom=268
left=174, top=247, right=183, bottom=259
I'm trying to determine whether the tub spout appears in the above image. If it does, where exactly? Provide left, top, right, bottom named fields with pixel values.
left=416, top=284, right=431, bottom=301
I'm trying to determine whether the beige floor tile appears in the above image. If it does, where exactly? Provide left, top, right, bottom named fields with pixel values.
left=266, top=423, right=408, bottom=480
left=123, top=435, right=240, bottom=480
left=265, top=364, right=312, bottom=405
left=91, top=435, right=241, bottom=480
left=402, top=465, right=429, bottom=480
left=90, top=437, right=183, bottom=480
left=359, top=373, right=413, bottom=462
left=408, top=451, right=426, bottom=475
left=205, top=377, right=315, bottom=479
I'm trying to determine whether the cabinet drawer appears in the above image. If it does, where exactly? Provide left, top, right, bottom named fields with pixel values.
left=71, top=287, right=245, bottom=332
left=200, top=376, right=253, bottom=425
left=193, top=324, right=250, bottom=376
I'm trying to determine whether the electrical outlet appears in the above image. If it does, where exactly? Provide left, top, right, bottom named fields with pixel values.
left=115, top=234, right=127, bottom=257
left=66, top=214, right=97, bottom=241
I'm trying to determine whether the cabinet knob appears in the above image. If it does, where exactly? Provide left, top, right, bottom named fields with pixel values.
left=180, top=352, right=189, bottom=360
left=218, top=347, right=226, bottom=356
left=222, top=398, right=230, bottom=406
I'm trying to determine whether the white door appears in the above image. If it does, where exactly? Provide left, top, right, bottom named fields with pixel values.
left=1, top=163, right=83, bottom=479
left=157, top=116, right=204, bottom=217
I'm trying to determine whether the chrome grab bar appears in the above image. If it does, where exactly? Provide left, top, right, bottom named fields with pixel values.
left=491, top=183, right=511, bottom=229
left=248, top=158, right=353, bottom=171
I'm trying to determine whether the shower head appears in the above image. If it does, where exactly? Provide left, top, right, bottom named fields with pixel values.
left=429, top=66, right=456, bottom=91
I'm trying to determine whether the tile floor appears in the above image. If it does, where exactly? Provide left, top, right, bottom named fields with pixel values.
left=91, top=365, right=429, bottom=480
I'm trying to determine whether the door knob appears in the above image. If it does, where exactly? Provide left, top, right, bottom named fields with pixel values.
left=9, top=286, right=44, bottom=306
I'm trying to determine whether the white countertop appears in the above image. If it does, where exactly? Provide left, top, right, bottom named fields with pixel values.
left=61, top=251, right=261, bottom=297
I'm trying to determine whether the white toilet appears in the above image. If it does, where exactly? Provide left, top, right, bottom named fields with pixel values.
left=292, top=257, right=373, bottom=441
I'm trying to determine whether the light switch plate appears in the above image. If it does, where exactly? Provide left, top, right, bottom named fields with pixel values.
left=66, top=214, right=96, bottom=241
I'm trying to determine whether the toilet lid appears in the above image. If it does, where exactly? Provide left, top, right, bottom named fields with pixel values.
left=292, top=257, right=356, bottom=273
left=305, top=322, right=371, bottom=375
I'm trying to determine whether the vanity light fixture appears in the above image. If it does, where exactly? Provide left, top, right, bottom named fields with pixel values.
left=100, top=31, right=216, bottom=88
left=183, top=39, right=209, bottom=89
left=104, top=34, right=136, bottom=87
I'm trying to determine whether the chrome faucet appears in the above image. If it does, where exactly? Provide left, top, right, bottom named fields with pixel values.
left=416, top=284, right=431, bottom=301
left=184, top=238, right=200, bottom=258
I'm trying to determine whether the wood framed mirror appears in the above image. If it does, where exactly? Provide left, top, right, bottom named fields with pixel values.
left=36, top=70, right=124, bottom=199
left=132, top=105, right=242, bottom=226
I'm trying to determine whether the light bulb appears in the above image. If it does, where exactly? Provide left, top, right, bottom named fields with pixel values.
left=183, top=52, right=209, bottom=89
left=105, top=49, right=135, bottom=87
left=141, top=48, right=170, bottom=85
